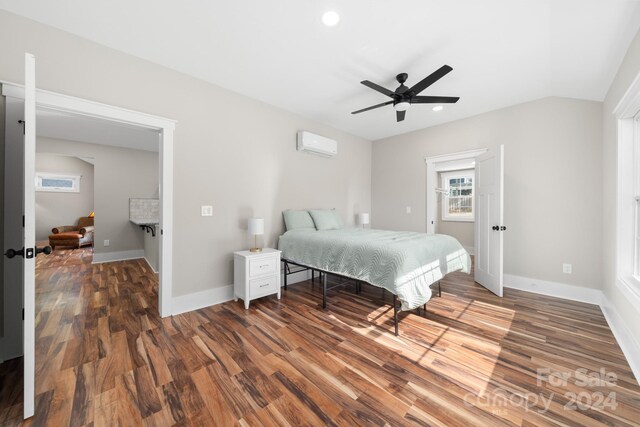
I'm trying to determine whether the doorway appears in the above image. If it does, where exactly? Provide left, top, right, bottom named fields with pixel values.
left=425, top=147, right=505, bottom=296
left=1, top=78, right=175, bottom=419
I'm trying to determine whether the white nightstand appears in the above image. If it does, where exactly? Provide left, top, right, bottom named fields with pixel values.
left=233, top=248, right=281, bottom=309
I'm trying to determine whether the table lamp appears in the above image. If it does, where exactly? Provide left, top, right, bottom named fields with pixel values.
left=360, top=213, right=370, bottom=229
left=248, top=218, right=264, bottom=252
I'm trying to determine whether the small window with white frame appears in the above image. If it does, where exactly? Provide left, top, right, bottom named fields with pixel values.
left=35, top=172, right=80, bottom=193
left=441, top=170, right=474, bottom=221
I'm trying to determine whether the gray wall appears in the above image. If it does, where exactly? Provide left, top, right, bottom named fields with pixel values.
left=372, top=97, right=603, bottom=289
left=0, top=11, right=372, bottom=297
left=602, top=29, right=640, bottom=340
left=436, top=169, right=475, bottom=250
left=37, top=138, right=159, bottom=256
left=35, top=154, right=94, bottom=241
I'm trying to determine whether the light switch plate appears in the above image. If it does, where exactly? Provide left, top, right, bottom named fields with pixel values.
left=562, top=263, right=572, bottom=274
left=406, top=206, right=412, bottom=214
left=201, top=205, right=213, bottom=216
left=104, top=240, right=110, bottom=247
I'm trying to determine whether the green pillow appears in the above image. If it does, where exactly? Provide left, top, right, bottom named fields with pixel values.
left=283, top=210, right=316, bottom=231
left=309, top=209, right=342, bottom=231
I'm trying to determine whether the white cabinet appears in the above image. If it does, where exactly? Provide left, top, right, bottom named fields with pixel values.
left=234, top=248, right=281, bottom=309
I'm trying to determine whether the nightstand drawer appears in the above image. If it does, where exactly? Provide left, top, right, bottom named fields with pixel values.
left=249, top=257, right=277, bottom=277
left=249, top=275, right=278, bottom=297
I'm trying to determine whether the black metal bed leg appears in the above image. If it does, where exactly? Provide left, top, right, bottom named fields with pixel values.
left=283, top=261, right=288, bottom=290
left=393, top=295, right=399, bottom=336
left=322, top=273, right=327, bottom=309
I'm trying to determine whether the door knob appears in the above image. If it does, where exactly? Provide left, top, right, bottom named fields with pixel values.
left=35, top=246, right=52, bottom=256
left=492, top=226, right=499, bottom=231
left=4, top=247, right=25, bottom=258
left=500, top=226, right=507, bottom=231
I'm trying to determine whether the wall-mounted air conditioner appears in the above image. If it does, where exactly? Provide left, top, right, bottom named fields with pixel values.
left=297, top=131, right=337, bottom=158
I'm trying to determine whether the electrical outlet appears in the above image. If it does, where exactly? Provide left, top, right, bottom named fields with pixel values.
left=563, top=263, right=572, bottom=274
left=406, top=206, right=412, bottom=214
left=201, top=205, right=213, bottom=217
left=103, top=239, right=110, bottom=247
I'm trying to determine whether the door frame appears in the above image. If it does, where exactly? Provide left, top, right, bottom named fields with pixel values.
left=425, top=148, right=487, bottom=236
left=1, top=82, right=176, bottom=322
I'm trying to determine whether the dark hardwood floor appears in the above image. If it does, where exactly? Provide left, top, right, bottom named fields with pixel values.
left=0, top=245, right=639, bottom=426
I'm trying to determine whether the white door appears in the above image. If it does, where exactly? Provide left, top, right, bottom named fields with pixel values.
left=474, top=145, right=504, bottom=297
left=3, top=53, right=38, bottom=419
left=22, top=52, right=37, bottom=419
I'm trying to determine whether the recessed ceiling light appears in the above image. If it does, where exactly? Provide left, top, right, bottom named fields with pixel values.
left=432, top=105, right=444, bottom=112
left=322, top=11, right=340, bottom=27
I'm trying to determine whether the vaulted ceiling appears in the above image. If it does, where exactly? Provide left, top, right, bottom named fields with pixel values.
left=2, top=0, right=639, bottom=140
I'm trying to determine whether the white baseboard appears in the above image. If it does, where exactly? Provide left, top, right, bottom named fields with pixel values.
left=503, top=274, right=603, bottom=305
left=599, top=295, right=640, bottom=383
left=172, top=285, right=235, bottom=316
left=463, top=246, right=475, bottom=256
left=284, top=269, right=312, bottom=286
left=504, top=273, right=639, bottom=382
left=143, top=257, right=158, bottom=273
left=92, top=249, right=145, bottom=264
left=170, top=269, right=312, bottom=316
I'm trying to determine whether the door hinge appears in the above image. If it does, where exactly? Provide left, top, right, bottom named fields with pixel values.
left=18, top=119, right=25, bottom=135
left=22, top=308, right=24, bottom=320
left=161, top=229, right=163, bottom=235
left=23, top=215, right=25, bottom=228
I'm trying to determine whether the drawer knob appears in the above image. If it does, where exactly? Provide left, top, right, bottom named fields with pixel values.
left=259, top=283, right=269, bottom=288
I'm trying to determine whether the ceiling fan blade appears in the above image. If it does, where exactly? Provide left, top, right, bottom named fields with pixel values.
left=396, top=110, right=406, bottom=122
left=351, top=100, right=394, bottom=115
left=409, top=65, right=453, bottom=95
left=361, top=80, right=395, bottom=97
left=411, top=96, right=460, bottom=104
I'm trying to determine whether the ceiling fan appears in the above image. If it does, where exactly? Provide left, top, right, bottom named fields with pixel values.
left=351, top=65, right=460, bottom=122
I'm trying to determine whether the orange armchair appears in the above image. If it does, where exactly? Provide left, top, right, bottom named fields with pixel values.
left=49, top=216, right=94, bottom=249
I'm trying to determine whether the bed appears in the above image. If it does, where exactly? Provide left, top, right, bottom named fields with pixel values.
left=278, top=223, right=471, bottom=335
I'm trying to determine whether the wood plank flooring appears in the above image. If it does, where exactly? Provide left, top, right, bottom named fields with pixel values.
left=0, top=245, right=639, bottom=426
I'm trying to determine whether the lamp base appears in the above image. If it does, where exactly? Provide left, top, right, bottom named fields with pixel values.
left=249, top=247, right=262, bottom=253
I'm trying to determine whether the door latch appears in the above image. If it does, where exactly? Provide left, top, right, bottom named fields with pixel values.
left=25, top=247, right=34, bottom=259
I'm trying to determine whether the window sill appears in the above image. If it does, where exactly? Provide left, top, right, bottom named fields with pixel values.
left=616, top=276, right=640, bottom=311
left=441, top=218, right=475, bottom=223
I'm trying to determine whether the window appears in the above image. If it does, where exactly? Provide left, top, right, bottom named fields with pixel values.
left=35, top=172, right=80, bottom=193
left=614, top=69, right=640, bottom=308
left=441, top=170, right=474, bottom=221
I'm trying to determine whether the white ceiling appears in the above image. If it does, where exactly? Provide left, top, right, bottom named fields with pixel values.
left=37, top=108, right=160, bottom=152
left=3, top=0, right=640, bottom=141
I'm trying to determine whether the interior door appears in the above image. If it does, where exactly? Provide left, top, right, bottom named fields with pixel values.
left=22, top=52, right=37, bottom=419
left=3, top=53, right=38, bottom=419
left=474, top=145, right=504, bottom=296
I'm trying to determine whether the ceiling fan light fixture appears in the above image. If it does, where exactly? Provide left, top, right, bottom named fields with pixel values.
left=394, top=101, right=410, bottom=112
left=322, top=11, right=340, bottom=26
left=432, top=105, right=444, bottom=112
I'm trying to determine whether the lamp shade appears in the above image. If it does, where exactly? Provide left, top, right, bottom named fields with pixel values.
left=359, top=213, right=370, bottom=225
left=248, top=218, right=264, bottom=235
left=394, top=101, right=410, bottom=112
